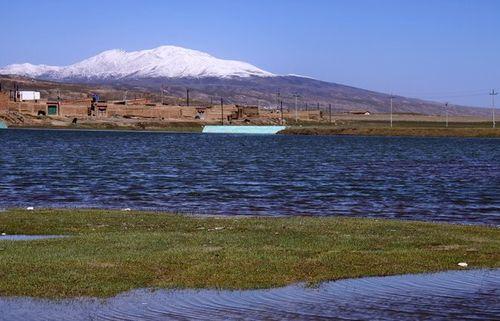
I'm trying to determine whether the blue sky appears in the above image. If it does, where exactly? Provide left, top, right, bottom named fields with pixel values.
left=1, top=0, right=498, bottom=107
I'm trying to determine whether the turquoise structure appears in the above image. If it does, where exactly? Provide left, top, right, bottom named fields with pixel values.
left=202, top=125, right=286, bottom=134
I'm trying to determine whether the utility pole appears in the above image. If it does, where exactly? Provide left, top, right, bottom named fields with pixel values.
left=390, top=93, right=395, bottom=128
left=13, top=82, right=18, bottom=102
left=280, top=100, right=284, bottom=125
left=276, top=91, right=281, bottom=113
left=293, top=93, right=299, bottom=122
left=490, top=89, right=498, bottom=128
left=220, top=97, right=224, bottom=125
left=186, top=88, right=190, bottom=107
left=445, top=102, right=449, bottom=128
left=329, top=103, right=332, bottom=123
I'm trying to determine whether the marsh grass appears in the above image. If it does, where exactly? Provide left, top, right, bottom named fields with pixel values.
left=0, top=209, right=498, bottom=298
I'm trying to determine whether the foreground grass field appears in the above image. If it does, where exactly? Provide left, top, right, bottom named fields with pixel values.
left=0, top=209, right=498, bottom=298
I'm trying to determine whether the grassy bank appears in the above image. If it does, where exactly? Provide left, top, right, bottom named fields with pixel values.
left=0, top=209, right=498, bottom=298
left=280, top=126, right=500, bottom=137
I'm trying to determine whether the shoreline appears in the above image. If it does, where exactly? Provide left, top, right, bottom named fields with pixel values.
left=4, top=123, right=500, bottom=138
left=1, top=209, right=498, bottom=298
left=279, top=126, right=500, bottom=138
left=4, top=126, right=203, bottom=134
left=6, top=123, right=204, bottom=133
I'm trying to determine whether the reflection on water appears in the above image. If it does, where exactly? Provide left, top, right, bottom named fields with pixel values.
left=0, top=269, right=498, bottom=320
left=0, top=129, right=499, bottom=225
left=0, top=235, right=67, bottom=241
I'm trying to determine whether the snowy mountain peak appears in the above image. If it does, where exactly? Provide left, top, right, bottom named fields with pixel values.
left=0, top=63, right=61, bottom=77
left=0, top=45, right=275, bottom=80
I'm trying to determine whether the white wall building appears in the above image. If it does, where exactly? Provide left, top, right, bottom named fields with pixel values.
left=17, top=91, right=40, bottom=102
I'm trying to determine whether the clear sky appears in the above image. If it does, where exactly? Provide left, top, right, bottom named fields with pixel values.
left=1, top=0, right=498, bottom=107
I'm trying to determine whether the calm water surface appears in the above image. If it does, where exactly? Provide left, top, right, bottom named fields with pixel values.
left=0, top=129, right=499, bottom=225
left=1, top=269, right=498, bottom=320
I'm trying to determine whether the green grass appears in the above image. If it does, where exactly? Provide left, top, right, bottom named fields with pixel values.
left=281, top=118, right=500, bottom=137
left=281, top=126, right=500, bottom=137
left=0, top=209, right=498, bottom=298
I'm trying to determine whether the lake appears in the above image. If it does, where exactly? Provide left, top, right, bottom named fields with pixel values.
left=0, top=129, right=498, bottom=225
left=1, top=269, right=498, bottom=321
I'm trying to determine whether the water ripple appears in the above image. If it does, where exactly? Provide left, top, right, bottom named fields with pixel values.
left=0, top=270, right=498, bottom=320
left=0, top=130, right=499, bottom=225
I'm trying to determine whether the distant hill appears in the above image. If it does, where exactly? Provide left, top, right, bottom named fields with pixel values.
left=0, top=45, right=491, bottom=116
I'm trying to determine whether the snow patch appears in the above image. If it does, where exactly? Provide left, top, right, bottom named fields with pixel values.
left=287, top=74, right=315, bottom=80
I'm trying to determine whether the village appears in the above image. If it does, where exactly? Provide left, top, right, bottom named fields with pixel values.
left=1, top=79, right=493, bottom=134
left=0, top=82, right=333, bottom=130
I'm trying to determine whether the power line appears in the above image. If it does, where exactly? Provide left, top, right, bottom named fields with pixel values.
left=387, top=89, right=493, bottom=103
left=393, top=89, right=490, bottom=96
left=420, top=93, right=486, bottom=100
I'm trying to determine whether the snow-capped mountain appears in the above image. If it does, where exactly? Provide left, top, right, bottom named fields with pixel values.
left=0, top=46, right=275, bottom=80
left=0, top=45, right=490, bottom=117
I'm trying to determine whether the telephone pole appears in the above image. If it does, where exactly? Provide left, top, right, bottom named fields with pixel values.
left=445, top=102, right=449, bottom=128
left=280, top=100, right=284, bottom=125
left=186, top=88, right=190, bottom=107
left=220, top=97, right=224, bottom=125
left=293, top=93, right=299, bottom=122
left=390, top=93, right=395, bottom=128
left=490, top=89, right=498, bottom=128
left=329, top=103, right=332, bottom=123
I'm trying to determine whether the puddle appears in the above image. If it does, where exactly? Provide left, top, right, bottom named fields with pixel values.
left=0, top=269, right=498, bottom=320
left=0, top=235, right=67, bottom=241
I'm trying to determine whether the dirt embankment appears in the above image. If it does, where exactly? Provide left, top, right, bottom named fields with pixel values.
left=280, top=127, right=500, bottom=138
left=0, top=111, right=204, bottom=132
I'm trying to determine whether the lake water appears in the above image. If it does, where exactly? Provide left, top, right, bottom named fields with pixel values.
left=0, top=129, right=499, bottom=225
left=1, top=269, right=498, bottom=320
left=0, top=234, right=67, bottom=241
